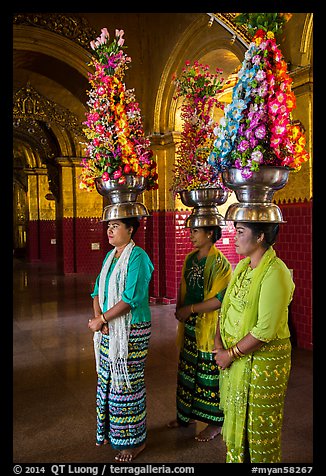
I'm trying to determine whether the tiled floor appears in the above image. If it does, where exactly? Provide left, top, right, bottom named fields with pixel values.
left=12, top=259, right=313, bottom=464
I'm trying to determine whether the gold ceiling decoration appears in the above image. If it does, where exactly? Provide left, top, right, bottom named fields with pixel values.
left=13, top=13, right=97, bottom=53
left=210, top=13, right=252, bottom=46
left=13, top=118, right=54, bottom=159
left=13, top=82, right=84, bottom=139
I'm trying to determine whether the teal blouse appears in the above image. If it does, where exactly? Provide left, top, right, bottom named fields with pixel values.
left=91, top=246, right=154, bottom=323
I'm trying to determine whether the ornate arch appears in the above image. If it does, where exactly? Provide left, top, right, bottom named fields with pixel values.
left=13, top=83, right=85, bottom=201
left=153, top=14, right=247, bottom=133
left=300, top=13, right=313, bottom=64
left=13, top=14, right=95, bottom=208
left=13, top=83, right=84, bottom=155
left=13, top=13, right=95, bottom=78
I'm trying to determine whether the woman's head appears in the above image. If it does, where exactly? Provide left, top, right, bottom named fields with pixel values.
left=119, top=217, right=140, bottom=238
left=203, top=226, right=222, bottom=243
left=189, top=225, right=222, bottom=248
left=234, top=221, right=279, bottom=256
left=107, top=217, right=140, bottom=247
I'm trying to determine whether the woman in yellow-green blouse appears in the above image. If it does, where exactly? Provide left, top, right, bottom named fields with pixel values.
left=214, top=221, right=295, bottom=463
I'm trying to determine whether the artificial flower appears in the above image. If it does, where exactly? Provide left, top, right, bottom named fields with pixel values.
left=79, top=28, right=158, bottom=192
left=170, top=60, right=227, bottom=194
left=208, top=13, right=310, bottom=178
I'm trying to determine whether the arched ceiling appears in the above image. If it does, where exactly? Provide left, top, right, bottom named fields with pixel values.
left=13, top=50, right=89, bottom=105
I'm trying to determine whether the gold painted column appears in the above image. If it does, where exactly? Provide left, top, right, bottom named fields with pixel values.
left=25, top=168, right=56, bottom=221
left=13, top=181, right=28, bottom=254
left=56, top=157, right=103, bottom=273
left=146, top=132, right=181, bottom=300
left=150, top=131, right=179, bottom=211
left=57, top=156, right=104, bottom=219
left=56, top=157, right=78, bottom=273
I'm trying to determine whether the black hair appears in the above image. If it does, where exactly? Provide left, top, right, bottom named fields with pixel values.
left=202, top=226, right=222, bottom=244
left=119, top=217, right=140, bottom=238
left=235, top=222, right=279, bottom=249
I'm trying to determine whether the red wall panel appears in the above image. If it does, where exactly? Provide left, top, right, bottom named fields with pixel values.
left=26, top=220, right=40, bottom=262
left=26, top=220, right=56, bottom=263
left=276, top=200, right=313, bottom=350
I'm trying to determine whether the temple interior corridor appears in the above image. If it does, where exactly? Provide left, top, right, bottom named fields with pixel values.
left=12, top=258, right=313, bottom=465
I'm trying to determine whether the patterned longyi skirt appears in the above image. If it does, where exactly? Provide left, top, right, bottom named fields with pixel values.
left=176, top=314, right=224, bottom=427
left=95, top=321, right=151, bottom=449
left=225, top=337, right=292, bottom=463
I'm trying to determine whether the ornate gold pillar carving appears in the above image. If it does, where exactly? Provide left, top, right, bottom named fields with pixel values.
left=13, top=83, right=84, bottom=159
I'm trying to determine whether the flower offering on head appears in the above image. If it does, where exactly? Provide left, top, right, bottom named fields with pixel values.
left=171, top=60, right=228, bottom=194
left=208, top=13, right=310, bottom=179
left=79, top=28, right=158, bottom=191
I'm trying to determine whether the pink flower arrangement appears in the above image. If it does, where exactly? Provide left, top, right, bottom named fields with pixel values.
left=208, top=13, right=310, bottom=178
left=79, top=28, right=158, bottom=191
left=170, top=60, right=226, bottom=193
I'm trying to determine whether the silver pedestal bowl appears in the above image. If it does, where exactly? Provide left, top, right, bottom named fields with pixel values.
left=178, top=188, right=228, bottom=228
left=101, top=202, right=150, bottom=221
left=95, top=175, right=147, bottom=204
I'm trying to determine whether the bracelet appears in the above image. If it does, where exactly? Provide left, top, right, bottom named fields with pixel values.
left=101, top=314, right=107, bottom=324
left=231, top=346, right=239, bottom=360
left=234, top=346, right=241, bottom=358
left=191, top=304, right=195, bottom=314
left=235, top=344, right=245, bottom=356
left=227, top=348, right=235, bottom=361
left=228, top=344, right=245, bottom=360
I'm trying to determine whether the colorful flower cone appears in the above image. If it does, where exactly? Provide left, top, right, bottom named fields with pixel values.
left=171, top=60, right=227, bottom=194
left=171, top=60, right=229, bottom=227
left=208, top=13, right=310, bottom=179
left=208, top=13, right=310, bottom=223
left=79, top=28, right=158, bottom=194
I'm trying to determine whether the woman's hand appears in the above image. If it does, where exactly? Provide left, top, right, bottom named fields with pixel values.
left=101, top=324, right=109, bottom=335
left=88, top=316, right=104, bottom=333
left=175, top=304, right=192, bottom=322
left=212, top=347, right=233, bottom=370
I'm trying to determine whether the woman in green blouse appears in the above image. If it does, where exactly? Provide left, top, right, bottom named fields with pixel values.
left=214, top=221, right=295, bottom=463
left=88, top=217, right=153, bottom=462
left=168, top=225, right=232, bottom=441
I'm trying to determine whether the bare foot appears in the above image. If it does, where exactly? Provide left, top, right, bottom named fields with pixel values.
left=96, top=439, right=109, bottom=447
left=167, top=419, right=195, bottom=428
left=195, top=425, right=221, bottom=442
left=114, top=443, right=146, bottom=462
